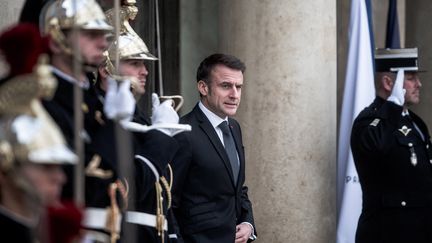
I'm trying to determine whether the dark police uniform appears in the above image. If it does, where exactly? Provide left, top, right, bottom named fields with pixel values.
left=351, top=96, right=432, bottom=243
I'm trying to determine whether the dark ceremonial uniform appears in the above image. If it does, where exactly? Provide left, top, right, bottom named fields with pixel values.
left=0, top=207, right=34, bottom=243
left=351, top=97, right=432, bottom=243
left=42, top=69, right=122, bottom=238
left=131, top=129, right=180, bottom=243
left=94, top=81, right=182, bottom=242
left=125, top=109, right=182, bottom=243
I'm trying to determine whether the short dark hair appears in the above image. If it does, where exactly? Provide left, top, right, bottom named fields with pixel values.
left=196, top=53, right=246, bottom=84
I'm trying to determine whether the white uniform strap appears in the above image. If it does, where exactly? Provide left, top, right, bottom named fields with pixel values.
left=126, top=211, right=168, bottom=231
left=135, top=154, right=160, bottom=180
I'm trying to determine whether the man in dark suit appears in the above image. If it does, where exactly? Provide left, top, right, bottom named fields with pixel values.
left=351, top=48, right=432, bottom=243
left=172, top=54, right=256, bottom=243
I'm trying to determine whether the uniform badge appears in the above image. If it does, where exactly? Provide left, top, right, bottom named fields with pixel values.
left=369, top=118, right=380, bottom=126
left=398, top=125, right=412, bottom=136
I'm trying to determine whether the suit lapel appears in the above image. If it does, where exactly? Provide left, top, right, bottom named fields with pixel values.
left=194, top=106, right=236, bottom=186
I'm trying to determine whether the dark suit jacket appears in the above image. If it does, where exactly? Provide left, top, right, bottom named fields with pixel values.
left=172, top=104, right=256, bottom=243
left=351, top=97, right=432, bottom=243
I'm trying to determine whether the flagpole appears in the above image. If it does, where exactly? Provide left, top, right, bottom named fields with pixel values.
left=336, top=0, right=375, bottom=242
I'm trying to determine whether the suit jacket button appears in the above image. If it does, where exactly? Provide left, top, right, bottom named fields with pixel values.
left=401, top=201, right=407, bottom=207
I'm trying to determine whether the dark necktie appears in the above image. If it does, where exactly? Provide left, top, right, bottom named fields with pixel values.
left=219, top=121, right=239, bottom=184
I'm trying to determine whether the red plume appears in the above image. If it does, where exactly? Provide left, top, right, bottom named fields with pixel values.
left=0, top=23, right=49, bottom=76
left=47, top=201, right=83, bottom=243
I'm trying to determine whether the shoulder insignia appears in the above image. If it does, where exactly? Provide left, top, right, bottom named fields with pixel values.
left=369, top=118, right=380, bottom=127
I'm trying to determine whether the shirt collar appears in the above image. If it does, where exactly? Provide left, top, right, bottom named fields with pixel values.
left=198, top=101, right=228, bottom=129
left=50, top=65, right=90, bottom=89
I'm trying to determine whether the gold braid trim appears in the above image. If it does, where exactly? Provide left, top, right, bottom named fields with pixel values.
left=105, top=179, right=128, bottom=243
left=155, top=181, right=165, bottom=243
left=159, top=176, right=171, bottom=209
left=106, top=183, right=120, bottom=243
left=154, top=164, right=174, bottom=242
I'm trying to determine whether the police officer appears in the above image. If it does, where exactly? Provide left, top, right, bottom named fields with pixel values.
left=351, top=48, right=432, bottom=243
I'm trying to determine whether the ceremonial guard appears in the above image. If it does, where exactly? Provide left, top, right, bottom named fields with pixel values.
left=351, top=48, right=432, bottom=243
left=97, top=1, right=187, bottom=242
left=0, top=23, right=80, bottom=242
left=38, top=0, right=135, bottom=241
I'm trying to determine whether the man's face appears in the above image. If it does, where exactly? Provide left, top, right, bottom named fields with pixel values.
left=199, top=64, right=243, bottom=118
left=21, top=164, right=66, bottom=206
left=77, top=30, right=110, bottom=66
left=403, top=72, right=421, bottom=106
left=119, top=59, right=149, bottom=95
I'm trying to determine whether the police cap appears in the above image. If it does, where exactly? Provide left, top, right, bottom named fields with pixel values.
left=375, top=48, right=420, bottom=72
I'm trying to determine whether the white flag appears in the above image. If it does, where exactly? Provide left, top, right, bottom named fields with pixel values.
left=336, top=0, right=375, bottom=242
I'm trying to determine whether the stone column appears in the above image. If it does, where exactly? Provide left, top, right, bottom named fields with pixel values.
left=218, top=1, right=336, bottom=242
left=0, top=1, right=24, bottom=30
left=0, top=0, right=25, bottom=78
left=405, top=0, right=432, bottom=126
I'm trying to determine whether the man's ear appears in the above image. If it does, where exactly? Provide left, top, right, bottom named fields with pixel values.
left=98, top=65, right=109, bottom=79
left=197, top=80, right=208, bottom=96
left=382, top=74, right=394, bottom=93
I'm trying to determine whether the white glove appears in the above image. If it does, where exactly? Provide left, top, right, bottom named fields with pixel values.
left=151, top=93, right=180, bottom=136
left=104, top=77, right=136, bottom=121
left=387, top=69, right=406, bottom=106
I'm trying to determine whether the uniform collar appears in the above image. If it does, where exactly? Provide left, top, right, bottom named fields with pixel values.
left=50, top=65, right=90, bottom=89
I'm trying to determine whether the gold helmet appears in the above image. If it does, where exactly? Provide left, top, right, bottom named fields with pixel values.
left=0, top=103, right=77, bottom=172
left=40, top=0, right=113, bottom=54
left=0, top=56, right=77, bottom=172
left=103, top=0, right=157, bottom=74
left=104, top=33, right=157, bottom=75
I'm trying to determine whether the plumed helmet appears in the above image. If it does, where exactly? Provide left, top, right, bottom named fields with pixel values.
left=41, top=0, right=112, bottom=32
left=109, top=33, right=157, bottom=62
left=103, top=0, right=156, bottom=74
left=104, top=33, right=157, bottom=74
left=40, top=0, right=113, bottom=53
left=0, top=104, right=77, bottom=172
left=0, top=23, right=77, bottom=172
